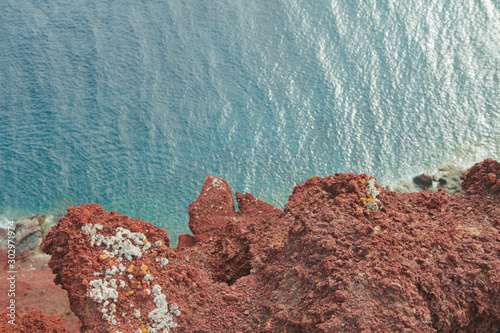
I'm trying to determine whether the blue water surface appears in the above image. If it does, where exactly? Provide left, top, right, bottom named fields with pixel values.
left=1, top=0, right=499, bottom=242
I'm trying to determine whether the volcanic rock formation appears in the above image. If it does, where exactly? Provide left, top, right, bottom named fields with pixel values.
left=0, top=309, right=69, bottom=332
left=36, top=158, right=500, bottom=332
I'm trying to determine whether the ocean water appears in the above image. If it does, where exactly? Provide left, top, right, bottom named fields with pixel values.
left=1, top=0, right=499, bottom=243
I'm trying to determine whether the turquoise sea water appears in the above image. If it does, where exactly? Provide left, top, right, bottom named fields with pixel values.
left=1, top=0, right=499, bottom=242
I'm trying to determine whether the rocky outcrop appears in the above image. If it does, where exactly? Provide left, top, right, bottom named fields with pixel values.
left=41, top=159, right=500, bottom=332
left=0, top=309, right=68, bottom=332
left=0, top=215, right=81, bottom=332
left=461, top=158, right=500, bottom=196
left=413, top=173, right=433, bottom=190
left=187, top=175, right=237, bottom=242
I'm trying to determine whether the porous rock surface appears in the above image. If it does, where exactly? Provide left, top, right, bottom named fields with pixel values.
left=41, top=159, right=500, bottom=332
left=0, top=309, right=69, bottom=332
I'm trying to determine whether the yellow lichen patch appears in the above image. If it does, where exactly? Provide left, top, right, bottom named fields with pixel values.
left=99, top=254, right=108, bottom=260
left=127, top=264, right=134, bottom=272
left=140, top=324, right=149, bottom=333
left=360, top=179, right=366, bottom=184
left=125, top=290, right=134, bottom=296
left=360, top=197, right=377, bottom=204
left=141, top=263, right=151, bottom=275
left=142, top=239, right=148, bottom=244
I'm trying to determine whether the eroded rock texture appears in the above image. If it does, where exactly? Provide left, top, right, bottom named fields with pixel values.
left=0, top=309, right=69, bottom=333
left=41, top=159, right=500, bottom=332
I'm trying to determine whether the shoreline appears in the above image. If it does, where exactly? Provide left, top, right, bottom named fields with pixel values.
left=0, top=160, right=473, bottom=231
left=383, top=162, right=466, bottom=194
left=1, top=158, right=499, bottom=332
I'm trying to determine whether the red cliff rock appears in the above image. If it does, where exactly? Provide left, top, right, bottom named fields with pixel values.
left=42, top=159, right=500, bottom=332
left=0, top=215, right=81, bottom=332
left=0, top=309, right=68, bottom=332
left=461, top=158, right=500, bottom=196
left=188, top=175, right=237, bottom=243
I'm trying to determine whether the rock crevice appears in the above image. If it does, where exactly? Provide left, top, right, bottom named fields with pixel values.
left=16, top=159, right=500, bottom=332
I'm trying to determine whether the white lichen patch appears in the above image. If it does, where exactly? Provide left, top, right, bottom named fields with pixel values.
left=81, top=223, right=103, bottom=234
left=106, top=266, right=119, bottom=276
left=367, top=179, right=380, bottom=199
left=156, top=257, right=169, bottom=266
left=169, top=304, right=181, bottom=317
left=152, top=285, right=162, bottom=296
left=88, top=279, right=119, bottom=303
left=81, top=223, right=180, bottom=331
left=82, top=225, right=151, bottom=261
left=362, top=179, right=381, bottom=210
left=148, top=284, right=180, bottom=333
